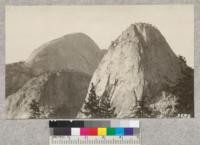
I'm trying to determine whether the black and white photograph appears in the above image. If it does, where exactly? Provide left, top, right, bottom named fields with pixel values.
left=6, top=5, right=194, bottom=119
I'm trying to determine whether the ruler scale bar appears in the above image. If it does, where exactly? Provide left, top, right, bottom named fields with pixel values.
left=50, top=136, right=141, bottom=145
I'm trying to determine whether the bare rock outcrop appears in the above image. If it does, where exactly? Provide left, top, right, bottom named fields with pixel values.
left=25, top=33, right=103, bottom=75
left=7, top=71, right=90, bottom=119
left=6, top=33, right=105, bottom=119
left=78, top=23, right=194, bottom=118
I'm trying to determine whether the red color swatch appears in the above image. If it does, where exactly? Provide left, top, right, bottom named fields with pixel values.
left=88, top=128, right=98, bottom=136
left=80, top=128, right=98, bottom=136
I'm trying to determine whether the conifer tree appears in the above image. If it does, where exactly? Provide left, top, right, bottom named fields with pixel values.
left=83, top=83, right=100, bottom=117
left=30, top=100, right=40, bottom=118
left=98, top=91, right=116, bottom=118
left=130, top=105, right=142, bottom=118
left=82, top=84, right=116, bottom=118
left=130, top=101, right=151, bottom=118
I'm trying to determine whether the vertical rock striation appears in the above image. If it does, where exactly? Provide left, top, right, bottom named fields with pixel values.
left=78, top=23, right=193, bottom=118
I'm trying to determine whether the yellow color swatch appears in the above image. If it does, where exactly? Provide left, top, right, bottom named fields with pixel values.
left=98, top=128, right=107, bottom=136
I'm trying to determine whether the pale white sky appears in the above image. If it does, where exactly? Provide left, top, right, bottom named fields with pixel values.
left=6, top=5, right=194, bottom=67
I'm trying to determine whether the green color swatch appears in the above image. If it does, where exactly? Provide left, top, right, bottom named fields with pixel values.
left=107, top=128, right=115, bottom=135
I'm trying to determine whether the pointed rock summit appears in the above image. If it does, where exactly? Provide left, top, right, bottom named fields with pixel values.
left=26, top=33, right=104, bottom=75
left=78, top=23, right=193, bottom=118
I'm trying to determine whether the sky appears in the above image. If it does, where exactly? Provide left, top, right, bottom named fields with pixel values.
left=6, top=5, right=194, bottom=67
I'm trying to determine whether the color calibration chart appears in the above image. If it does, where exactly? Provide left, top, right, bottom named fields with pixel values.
left=49, top=120, right=141, bottom=145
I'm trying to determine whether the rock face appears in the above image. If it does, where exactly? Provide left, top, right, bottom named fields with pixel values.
left=7, top=71, right=90, bottom=119
left=78, top=23, right=194, bottom=118
left=25, top=33, right=103, bottom=75
left=6, top=62, right=33, bottom=97
left=6, top=33, right=105, bottom=119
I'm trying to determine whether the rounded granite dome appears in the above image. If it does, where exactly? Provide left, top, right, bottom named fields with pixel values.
left=26, top=33, right=102, bottom=75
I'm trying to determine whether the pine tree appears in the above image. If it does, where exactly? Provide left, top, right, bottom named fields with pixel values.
left=130, top=101, right=152, bottom=118
left=82, top=84, right=116, bottom=118
left=30, top=100, right=40, bottom=118
left=82, top=83, right=100, bottom=117
left=178, top=55, right=186, bottom=64
left=130, top=105, right=142, bottom=118
left=98, top=91, right=116, bottom=118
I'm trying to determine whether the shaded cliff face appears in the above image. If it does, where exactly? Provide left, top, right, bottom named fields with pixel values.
left=7, top=71, right=91, bottom=119
left=78, top=23, right=194, bottom=118
left=6, top=33, right=106, bottom=119
left=6, top=33, right=106, bottom=98
left=25, top=33, right=103, bottom=75
left=6, top=62, right=33, bottom=97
